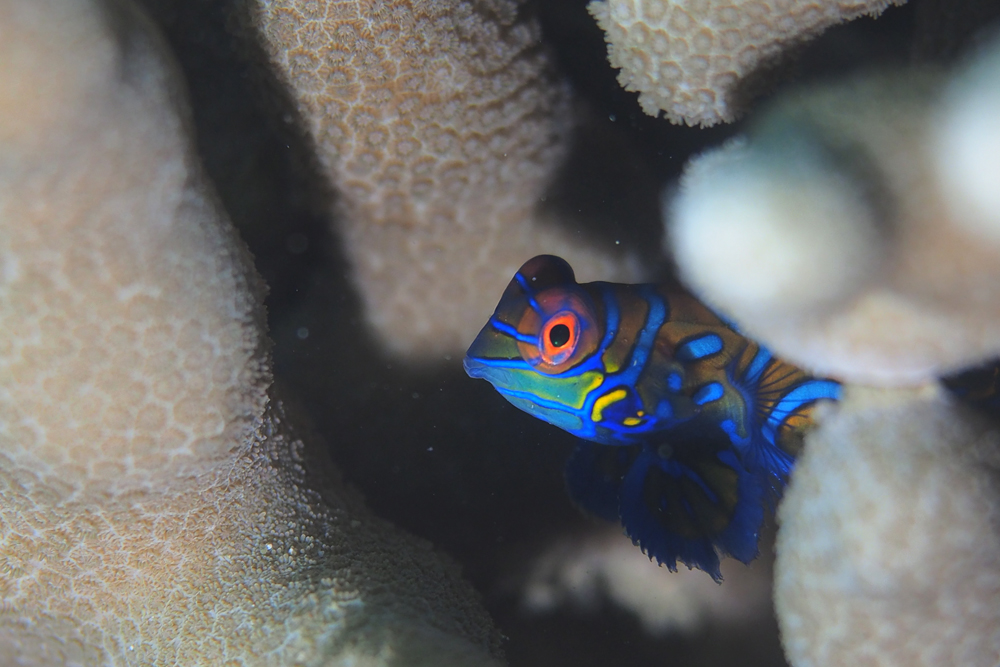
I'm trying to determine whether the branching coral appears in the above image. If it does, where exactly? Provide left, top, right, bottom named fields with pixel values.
left=776, top=386, right=1000, bottom=666
left=249, top=0, right=643, bottom=359
left=668, top=41, right=1000, bottom=384
left=588, top=0, right=907, bottom=126
left=664, top=33, right=1000, bottom=667
left=0, top=0, right=503, bottom=663
left=521, top=527, right=772, bottom=635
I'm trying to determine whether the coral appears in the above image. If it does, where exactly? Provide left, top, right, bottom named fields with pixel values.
left=0, top=0, right=503, bottom=664
left=664, top=32, right=1000, bottom=667
left=775, top=386, right=1000, bottom=666
left=588, top=0, right=906, bottom=126
left=934, top=34, right=1000, bottom=242
left=249, top=0, right=643, bottom=359
left=521, top=526, right=772, bottom=634
left=667, top=40, right=1000, bottom=384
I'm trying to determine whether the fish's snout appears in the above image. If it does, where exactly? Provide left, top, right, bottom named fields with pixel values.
left=463, top=354, right=486, bottom=379
left=464, top=322, right=503, bottom=379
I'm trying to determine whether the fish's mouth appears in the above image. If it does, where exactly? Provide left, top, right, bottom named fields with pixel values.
left=462, top=355, right=490, bottom=379
left=463, top=355, right=511, bottom=385
left=463, top=352, right=590, bottom=437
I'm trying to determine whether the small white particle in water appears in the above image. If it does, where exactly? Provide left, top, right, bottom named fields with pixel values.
left=615, top=240, right=620, bottom=245
left=609, top=114, right=617, bottom=122
left=427, top=447, right=434, bottom=452
left=412, top=392, right=420, bottom=399
left=296, top=327, right=309, bottom=339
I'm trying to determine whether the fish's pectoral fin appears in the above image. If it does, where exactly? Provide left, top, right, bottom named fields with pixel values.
left=564, top=441, right=641, bottom=523
left=734, top=367, right=840, bottom=490
left=618, top=444, right=766, bottom=582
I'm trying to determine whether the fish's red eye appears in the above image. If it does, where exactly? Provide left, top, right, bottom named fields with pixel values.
left=515, top=286, right=600, bottom=374
left=540, top=311, right=579, bottom=365
left=549, top=323, right=571, bottom=347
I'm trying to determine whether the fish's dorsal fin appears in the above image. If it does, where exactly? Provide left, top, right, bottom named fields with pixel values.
left=514, top=255, right=577, bottom=295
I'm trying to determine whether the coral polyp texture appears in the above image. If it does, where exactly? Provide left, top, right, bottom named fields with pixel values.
left=250, top=0, right=642, bottom=359
left=776, top=386, right=1000, bottom=666
left=0, top=0, right=503, bottom=664
left=668, top=39, right=1000, bottom=384
left=588, top=0, right=906, bottom=126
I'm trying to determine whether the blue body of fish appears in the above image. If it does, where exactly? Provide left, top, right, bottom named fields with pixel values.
left=464, top=255, right=841, bottom=581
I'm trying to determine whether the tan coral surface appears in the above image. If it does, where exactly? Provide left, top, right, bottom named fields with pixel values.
left=0, top=0, right=502, bottom=663
left=668, top=49, right=1000, bottom=384
left=589, top=0, right=905, bottom=126
left=521, top=527, right=772, bottom=635
left=775, top=386, right=1000, bottom=667
left=251, top=0, right=642, bottom=359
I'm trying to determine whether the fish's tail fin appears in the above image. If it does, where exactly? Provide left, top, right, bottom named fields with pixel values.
left=618, top=443, right=765, bottom=582
left=564, top=438, right=766, bottom=582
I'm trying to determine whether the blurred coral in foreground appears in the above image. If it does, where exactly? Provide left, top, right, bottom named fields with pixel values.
left=667, top=32, right=1000, bottom=667
left=521, top=526, right=772, bottom=635
left=670, top=37, right=1000, bottom=384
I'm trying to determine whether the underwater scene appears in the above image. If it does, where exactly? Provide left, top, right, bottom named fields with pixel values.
left=2, top=0, right=1000, bottom=664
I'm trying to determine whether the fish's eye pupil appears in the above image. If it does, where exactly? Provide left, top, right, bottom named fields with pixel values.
left=549, top=323, right=571, bottom=348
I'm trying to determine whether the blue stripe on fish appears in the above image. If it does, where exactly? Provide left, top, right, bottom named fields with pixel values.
left=465, top=357, right=533, bottom=372
left=489, top=318, right=537, bottom=344
left=693, top=382, right=724, bottom=405
left=766, top=380, right=841, bottom=429
left=617, top=286, right=666, bottom=383
left=676, top=333, right=724, bottom=361
left=744, top=348, right=772, bottom=385
left=514, top=271, right=542, bottom=314
left=599, top=285, right=621, bottom=357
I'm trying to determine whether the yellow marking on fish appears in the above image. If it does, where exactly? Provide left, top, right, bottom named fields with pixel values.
left=573, top=372, right=605, bottom=410
left=591, top=388, right=628, bottom=422
left=622, top=416, right=643, bottom=426
left=535, top=371, right=604, bottom=410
